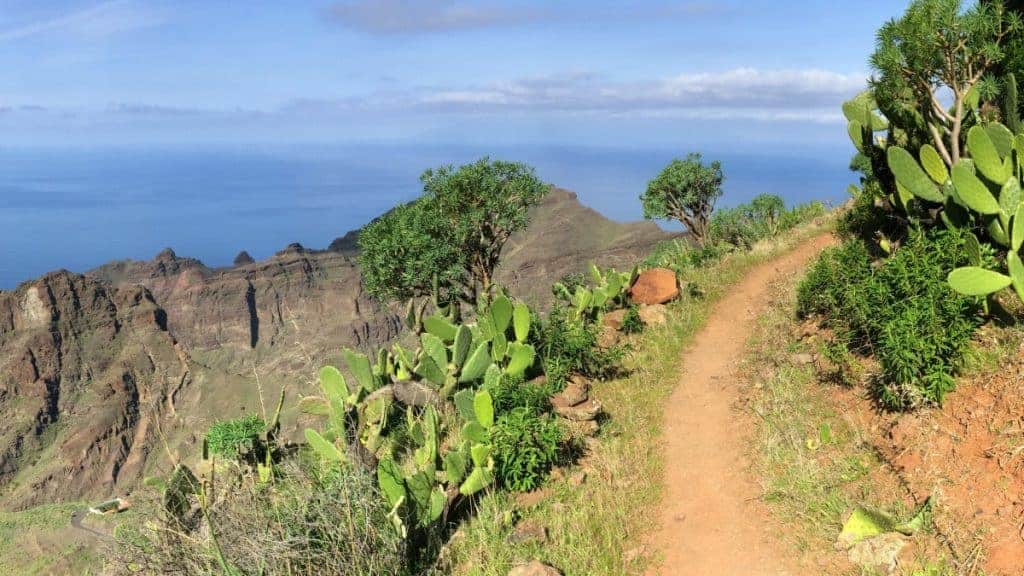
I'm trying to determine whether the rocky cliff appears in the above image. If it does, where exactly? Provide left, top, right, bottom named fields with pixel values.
left=0, top=187, right=673, bottom=508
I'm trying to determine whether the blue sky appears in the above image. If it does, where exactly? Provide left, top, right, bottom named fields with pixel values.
left=0, top=1, right=907, bottom=148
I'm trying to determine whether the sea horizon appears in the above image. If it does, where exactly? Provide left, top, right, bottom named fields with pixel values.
left=0, top=141, right=856, bottom=289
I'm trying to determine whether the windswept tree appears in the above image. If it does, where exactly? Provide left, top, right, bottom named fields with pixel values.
left=358, top=157, right=548, bottom=305
left=870, top=0, right=1021, bottom=166
left=641, top=153, right=724, bottom=247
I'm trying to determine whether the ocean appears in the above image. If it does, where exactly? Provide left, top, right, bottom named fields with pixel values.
left=0, top=143, right=856, bottom=289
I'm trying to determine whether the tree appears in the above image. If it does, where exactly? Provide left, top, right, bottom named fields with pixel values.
left=641, top=153, right=723, bottom=247
left=358, top=157, right=548, bottom=305
left=748, top=193, right=786, bottom=236
left=870, top=0, right=1020, bottom=167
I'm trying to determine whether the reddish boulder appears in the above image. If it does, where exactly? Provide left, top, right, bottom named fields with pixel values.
left=629, top=268, right=679, bottom=305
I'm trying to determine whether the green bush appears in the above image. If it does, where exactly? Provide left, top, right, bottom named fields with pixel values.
left=490, top=407, right=563, bottom=492
left=532, top=305, right=624, bottom=387
left=709, top=205, right=761, bottom=249
left=491, top=374, right=552, bottom=415
left=205, top=415, right=265, bottom=459
left=798, top=228, right=983, bottom=409
left=642, top=238, right=728, bottom=271
left=620, top=304, right=643, bottom=334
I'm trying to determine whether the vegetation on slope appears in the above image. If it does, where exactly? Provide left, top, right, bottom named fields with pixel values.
left=101, top=149, right=825, bottom=575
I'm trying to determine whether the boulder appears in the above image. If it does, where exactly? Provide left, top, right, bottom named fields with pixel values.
left=629, top=267, right=679, bottom=305
left=638, top=304, right=668, bottom=327
left=508, top=561, right=562, bottom=576
left=552, top=375, right=588, bottom=407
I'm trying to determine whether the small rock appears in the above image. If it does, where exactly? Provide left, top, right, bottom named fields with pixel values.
left=508, top=520, right=548, bottom=545
left=554, top=398, right=602, bottom=422
left=637, top=304, right=668, bottom=327
left=552, top=376, right=589, bottom=407
left=629, top=268, right=680, bottom=305
left=846, top=533, right=906, bottom=575
left=568, top=469, right=587, bottom=487
left=598, top=325, right=620, bottom=348
left=603, top=309, right=627, bottom=330
left=508, top=560, right=561, bottom=576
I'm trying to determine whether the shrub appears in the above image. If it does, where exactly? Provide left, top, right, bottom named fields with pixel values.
left=491, top=374, right=552, bottom=415
left=490, top=408, right=563, bottom=492
left=709, top=205, right=760, bottom=249
left=205, top=415, right=265, bottom=459
left=532, top=305, right=624, bottom=386
left=798, top=227, right=983, bottom=409
left=642, top=238, right=728, bottom=271
left=358, top=157, right=548, bottom=304
left=620, top=305, right=643, bottom=334
left=554, top=272, right=586, bottom=295
left=115, top=463, right=406, bottom=576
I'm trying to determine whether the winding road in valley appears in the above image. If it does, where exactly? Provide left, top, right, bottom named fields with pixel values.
left=646, top=232, right=837, bottom=576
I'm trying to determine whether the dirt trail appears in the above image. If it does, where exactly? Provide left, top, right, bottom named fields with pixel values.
left=646, top=233, right=836, bottom=576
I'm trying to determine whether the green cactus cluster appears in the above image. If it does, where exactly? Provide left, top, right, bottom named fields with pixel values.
left=882, top=120, right=1024, bottom=302
left=299, top=292, right=541, bottom=543
left=377, top=389, right=497, bottom=535
left=553, top=263, right=637, bottom=320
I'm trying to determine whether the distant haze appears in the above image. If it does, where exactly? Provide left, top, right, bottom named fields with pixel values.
left=0, top=142, right=855, bottom=289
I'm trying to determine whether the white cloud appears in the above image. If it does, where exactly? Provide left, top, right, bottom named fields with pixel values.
left=0, top=1, right=163, bottom=42
left=410, top=68, right=867, bottom=121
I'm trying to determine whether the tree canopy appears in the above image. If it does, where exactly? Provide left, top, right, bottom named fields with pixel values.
left=870, top=0, right=1021, bottom=166
left=640, top=153, right=724, bottom=247
left=358, top=157, right=549, bottom=305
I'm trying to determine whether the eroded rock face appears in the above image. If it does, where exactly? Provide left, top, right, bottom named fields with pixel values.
left=0, top=272, right=189, bottom=508
left=0, top=187, right=671, bottom=508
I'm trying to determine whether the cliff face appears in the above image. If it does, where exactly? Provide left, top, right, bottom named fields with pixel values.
left=0, top=272, right=189, bottom=508
left=0, top=187, right=674, bottom=508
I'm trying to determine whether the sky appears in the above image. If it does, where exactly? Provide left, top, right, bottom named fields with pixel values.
left=0, top=0, right=909, bottom=149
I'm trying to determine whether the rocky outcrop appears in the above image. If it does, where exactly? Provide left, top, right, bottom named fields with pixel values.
left=233, top=251, right=255, bottom=266
left=0, top=272, right=190, bottom=508
left=0, top=186, right=670, bottom=509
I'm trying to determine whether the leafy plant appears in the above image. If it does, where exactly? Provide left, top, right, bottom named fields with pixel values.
left=490, top=407, right=563, bottom=492
left=798, top=228, right=983, bottom=409
left=205, top=415, right=266, bottom=460
left=490, top=374, right=552, bottom=415
left=532, top=305, right=624, bottom=387
left=641, top=153, right=724, bottom=247
left=358, top=158, right=548, bottom=305
left=620, top=304, right=643, bottom=334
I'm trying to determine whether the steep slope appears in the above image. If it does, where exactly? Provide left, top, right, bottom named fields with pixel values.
left=0, top=272, right=190, bottom=508
left=498, top=188, right=676, bottom=306
left=0, top=187, right=673, bottom=509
